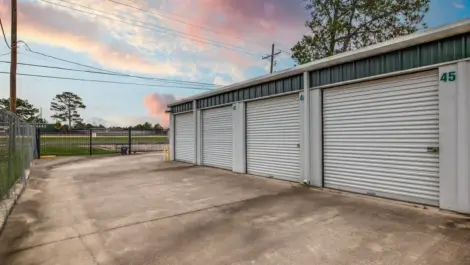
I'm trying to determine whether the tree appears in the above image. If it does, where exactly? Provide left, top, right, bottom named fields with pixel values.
left=32, top=117, right=48, bottom=124
left=291, top=0, right=430, bottom=64
left=142, top=122, right=152, bottom=130
left=54, top=121, right=62, bottom=131
left=50, top=92, right=86, bottom=128
left=74, top=121, right=86, bottom=129
left=0, top=97, right=44, bottom=122
left=153, top=123, right=163, bottom=131
left=133, top=122, right=152, bottom=130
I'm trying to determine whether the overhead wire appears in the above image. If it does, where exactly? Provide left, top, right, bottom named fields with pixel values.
left=0, top=71, right=215, bottom=90
left=3, top=7, right=242, bottom=90
left=0, top=18, right=10, bottom=49
left=40, top=0, right=262, bottom=56
left=280, top=50, right=293, bottom=56
left=0, top=18, right=220, bottom=89
left=16, top=40, right=220, bottom=88
left=107, top=0, right=253, bottom=44
left=0, top=60, right=219, bottom=88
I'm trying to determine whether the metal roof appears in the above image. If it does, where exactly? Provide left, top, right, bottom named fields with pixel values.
left=168, top=18, right=470, bottom=107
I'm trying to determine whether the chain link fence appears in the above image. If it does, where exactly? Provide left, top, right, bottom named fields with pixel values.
left=0, top=109, right=37, bottom=231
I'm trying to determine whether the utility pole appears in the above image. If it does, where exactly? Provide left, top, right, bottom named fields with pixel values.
left=10, top=0, right=17, bottom=113
left=262, top=43, right=281, bottom=74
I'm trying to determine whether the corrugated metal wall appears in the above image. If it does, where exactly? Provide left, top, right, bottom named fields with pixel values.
left=171, top=102, right=193, bottom=114
left=172, top=74, right=303, bottom=113
left=311, top=33, right=470, bottom=87
left=322, top=70, right=440, bottom=205
left=197, top=75, right=303, bottom=109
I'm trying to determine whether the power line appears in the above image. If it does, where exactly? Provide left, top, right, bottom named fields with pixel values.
left=0, top=71, right=215, bottom=90
left=1, top=15, right=222, bottom=89
left=0, top=18, right=10, bottom=49
left=280, top=50, right=293, bottom=56
left=16, top=40, right=220, bottom=87
left=18, top=40, right=120, bottom=74
left=0, top=60, right=219, bottom=88
left=107, top=0, right=252, bottom=44
left=0, top=52, right=10, bottom=57
left=41, top=0, right=261, bottom=56
left=0, top=18, right=22, bottom=50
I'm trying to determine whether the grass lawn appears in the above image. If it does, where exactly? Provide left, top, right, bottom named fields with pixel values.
left=0, top=150, right=30, bottom=198
left=40, top=146, right=117, bottom=156
left=41, top=135, right=168, bottom=145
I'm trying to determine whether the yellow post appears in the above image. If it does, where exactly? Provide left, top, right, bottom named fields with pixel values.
left=163, top=144, right=170, bottom=161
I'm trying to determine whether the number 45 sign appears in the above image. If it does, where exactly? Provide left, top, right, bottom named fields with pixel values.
left=440, top=71, right=456, bottom=82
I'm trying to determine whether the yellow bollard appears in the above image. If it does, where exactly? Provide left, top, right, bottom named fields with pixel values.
left=163, top=144, right=170, bottom=161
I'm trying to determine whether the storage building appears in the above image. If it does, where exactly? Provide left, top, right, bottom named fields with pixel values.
left=167, top=19, right=470, bottom=214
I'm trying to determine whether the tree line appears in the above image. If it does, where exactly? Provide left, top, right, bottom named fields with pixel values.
left=1, top=91, right=164, bottom=131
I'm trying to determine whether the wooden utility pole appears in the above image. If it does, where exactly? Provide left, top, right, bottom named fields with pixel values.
left=262, top=43, right=281, bottom=74
left=10, top=0, right=17, bottom=113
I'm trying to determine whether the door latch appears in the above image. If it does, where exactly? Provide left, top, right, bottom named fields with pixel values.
left=426, top=147, right=439, bottom=153
left=297, top=144, right=300, bottom=148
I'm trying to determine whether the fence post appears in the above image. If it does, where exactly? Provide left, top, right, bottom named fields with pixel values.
left=128, top=127, right=132, bottom=154
left=35, top=128, right=40, bottom=159
left=89, top=129, right=92, bottom=156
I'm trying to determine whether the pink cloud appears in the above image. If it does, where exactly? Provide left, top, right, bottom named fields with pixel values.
left=172, top=0, right=308, bottom=50
left=0, top=0, right=178, bottom=75
left=143, top=93, right=176, bottom=127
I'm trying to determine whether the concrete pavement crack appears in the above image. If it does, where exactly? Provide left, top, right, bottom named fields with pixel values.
left=2, top=190, right=285, bottom=256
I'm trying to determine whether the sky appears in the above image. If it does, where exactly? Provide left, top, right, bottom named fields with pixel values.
left=0, top=0, right=468, bottom=128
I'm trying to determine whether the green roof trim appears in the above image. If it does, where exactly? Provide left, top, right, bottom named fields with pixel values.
left=310, top=33, right=470, bottom=86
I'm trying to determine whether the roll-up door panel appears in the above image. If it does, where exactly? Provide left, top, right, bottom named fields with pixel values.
left=323, top=70, right=439, bottom=205
left=175, top=112, right=195, bottom=163
left=202, top=106, right=233, bottom=169
left=247, top=94, right=301, bottom=181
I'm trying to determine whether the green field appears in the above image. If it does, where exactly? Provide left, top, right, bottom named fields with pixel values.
left=40, top=146, right=116, bottom=156
left=41, top=135, right=168, bottom=144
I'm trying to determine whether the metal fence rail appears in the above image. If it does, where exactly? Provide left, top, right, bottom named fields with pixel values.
left=0, top=109, right=37, bottom=231
left=38, top=128, right=168, bottom=157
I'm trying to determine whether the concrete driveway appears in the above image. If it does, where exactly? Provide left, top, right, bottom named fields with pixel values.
left=0, top=153, right=469, bottom=265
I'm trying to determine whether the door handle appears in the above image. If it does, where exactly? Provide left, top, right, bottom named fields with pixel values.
left=297, top=144, right=300, bottom=148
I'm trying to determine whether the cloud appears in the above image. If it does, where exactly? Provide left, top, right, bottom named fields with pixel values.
left=453, top=2, right=465, bottom=8
left=0, top=0, right=178, bottom=75
left=172, top=0, right=308, bottom=50
left=142, top=93, right=175, bottom=127
left=213, top=76, right=232, bottom=86
left=1, top=0, right=309, bottom=123
left=1, top=0, right=308, bottom=80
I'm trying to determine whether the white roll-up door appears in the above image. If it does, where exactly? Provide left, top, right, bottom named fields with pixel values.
left=247, top=94, right=301, bottom=181
left=175, top=112, right=195, bottom=163
left=202, top=106, right=233, bottom=169
left=323, top=70, right=439, bottom=205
